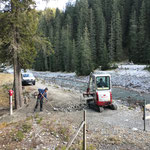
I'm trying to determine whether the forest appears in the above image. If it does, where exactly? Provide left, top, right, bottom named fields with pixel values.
left=34, top=0, right=150, bottom=75
left=0, top=0, right=150, bottom=76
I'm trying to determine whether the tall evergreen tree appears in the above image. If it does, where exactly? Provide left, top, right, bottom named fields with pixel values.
left=129, top=10, right=138, bottom=62
left=0, top=0, right=38, bottom=109
left=137, top=0, right=147, bottom=63
left=108, top=21, right=115, bottom=62
left=71, top=39, right=76, bottom=71
left=89, top=8, right=96, bottom=68
left=53, top=8, right=61, bottom=71
left=80, top=26, right=93, bottom=75
left=93, top=1, right=106, bottom=66
left=111, top=0, right=123, bottom=61
left=101, top=43, right=109, bottom=70
left=75, top=22, right=82, bottom=75
left=115, top=11, right=123, bottom=61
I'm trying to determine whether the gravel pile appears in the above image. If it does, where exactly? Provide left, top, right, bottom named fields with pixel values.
left=55, top=103, right=87, bottom=112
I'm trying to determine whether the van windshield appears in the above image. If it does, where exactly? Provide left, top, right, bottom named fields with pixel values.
left=96, top=76, right=110, bottom=90
left=23, top=74, right=33, bottom=78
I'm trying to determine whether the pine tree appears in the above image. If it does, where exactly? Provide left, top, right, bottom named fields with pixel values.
left=80, top=26, right=93, bottom=75
left=64, top=15, right=73, bottom=72
left=71, top=39, right=76, bottom=71
left=103, top=0, right=113, bottom=45
left=53, top=9, right=61, bottom=71
left=111, top=0, right=123, bottom=61
left=108, top=21, right=115, bottom=62
left=93, top=1, right=106, bottom=66
left=115, top=11, right=123, bottom=61
left=129, top=10, right=138, bottom=62
left=101, top=43, right=109, bottom=70
left=75, top=23, right=82, bottom=75
left=137, top=0, right=147, bottom=63
left=89, top=8, right=96, bottom=68
left=0, top=0, right=38, bottom=109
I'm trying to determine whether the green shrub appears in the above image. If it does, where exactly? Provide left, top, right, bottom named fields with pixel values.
left=22, top=123, right=32, bottom=133
left=14, top=130, right=24, bottom=141
left=36, top=117, right=43, bottom=124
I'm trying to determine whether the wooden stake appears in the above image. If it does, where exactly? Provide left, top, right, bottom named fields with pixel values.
left=144, top=100, right=146, bottom=131
left=83, top=110, right=86, bottom=150
left=66, top=121, right=85, bottom=150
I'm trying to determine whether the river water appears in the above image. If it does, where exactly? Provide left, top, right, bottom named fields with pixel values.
left=35, top=76, right=150, bottom=104
left=112, top=87, right=150, bottom=103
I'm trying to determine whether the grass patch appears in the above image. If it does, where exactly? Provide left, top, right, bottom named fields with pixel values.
left=0, top=85, right=14, bottom=107
left=22, top=123, right=32, bottom=133
left=11, top=130, right=24, bottom=142
left=26, top=116, right=33, bottom=121
left=15, top=130, right=24, bottom=141
left=10, top=121, right=32, bottom=142
left=34, top=113, right=43, bottom=124
left=0, top=122, right=8, bottom=129
left=0, top=73, right=13, bottom=85
left=54, top=85, right=59, bottom=88
left=69, top=140, right=96, bottom=150
left=36, top=117, right=43, bottom=124
left=0, top=73, right=13, bottom=107
left=55, top=146, right=66, bottom=150
left=58, top=126, right=71, bottom=142
left=107, top=135, right=123, bottom=145
left=35, top=113, right=39, bottom=118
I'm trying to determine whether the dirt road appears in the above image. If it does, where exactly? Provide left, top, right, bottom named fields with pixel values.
left=0, top=80, right=150, bottom=149
left=0, top=79, right=149, bottom=132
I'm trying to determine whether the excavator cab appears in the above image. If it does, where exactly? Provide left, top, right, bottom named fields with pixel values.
left=84, top=73, right=117, bottom=112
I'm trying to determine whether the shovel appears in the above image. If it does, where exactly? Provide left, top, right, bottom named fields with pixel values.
left=40, top=93, right=58, bottom=111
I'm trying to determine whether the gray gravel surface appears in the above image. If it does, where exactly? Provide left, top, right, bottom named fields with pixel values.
left=0, top=81, right=150, bottom=150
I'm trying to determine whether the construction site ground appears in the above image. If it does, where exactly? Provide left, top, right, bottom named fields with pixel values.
left=0, top=80, right=150, bottom=150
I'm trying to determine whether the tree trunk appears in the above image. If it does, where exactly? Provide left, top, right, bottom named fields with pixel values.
left=18, top=60, right=23, bottom=107
left=14, top=53, right=19, bottom=109
left=13, top=54, right=23, bottom=109
left=11, top=0, right=23, bottom=109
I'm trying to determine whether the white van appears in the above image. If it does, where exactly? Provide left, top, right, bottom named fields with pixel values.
left=22, top=73, right=36, bottom=85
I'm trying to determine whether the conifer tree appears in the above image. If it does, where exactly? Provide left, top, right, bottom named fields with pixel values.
left=0, top=0, right=38, bottom=109
left=101, top=43, right=109, bottom=70
left=137, top=0, right=147, bottom=63
left=129, top=10, right=138, bottom=62
left=53, top=9, right=61, bottom=71
left=115, top=11, right=123, bottom=61
left=71, top=39, right=76, bottom=71
left=80, top=26, right=93, bottom=75
left=75, top=24, right=82, bottom=75
left=108, top=21, right=115, bottom=62
left=89, top=8, right=96, bottom=68
left=111, top=0, right=123, bottom=61
left=93, top=1, right=106, bottom=66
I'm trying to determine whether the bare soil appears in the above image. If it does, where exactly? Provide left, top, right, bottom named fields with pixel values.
left=0, top=80, right=150, bottom=150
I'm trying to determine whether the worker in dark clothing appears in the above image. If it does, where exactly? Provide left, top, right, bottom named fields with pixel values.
left=97, top=78, right=106, bottom=87
left=34, top=87, right=48, bottom=112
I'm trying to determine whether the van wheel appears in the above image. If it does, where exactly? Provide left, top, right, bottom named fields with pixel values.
left=99, top=107, right=104, bottom=113
left=33, top=81, right=35, bottom=85
left=110, top=103, right=117, bottom=110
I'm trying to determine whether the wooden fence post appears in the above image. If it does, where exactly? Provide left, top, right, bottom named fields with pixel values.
left=143, top=100, right=146, bottom=131
left=66, top=121, right=85, bottom=150
left=66, top=110, right=87, bottom=150
left=83, top=110, right=86, bottom=150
